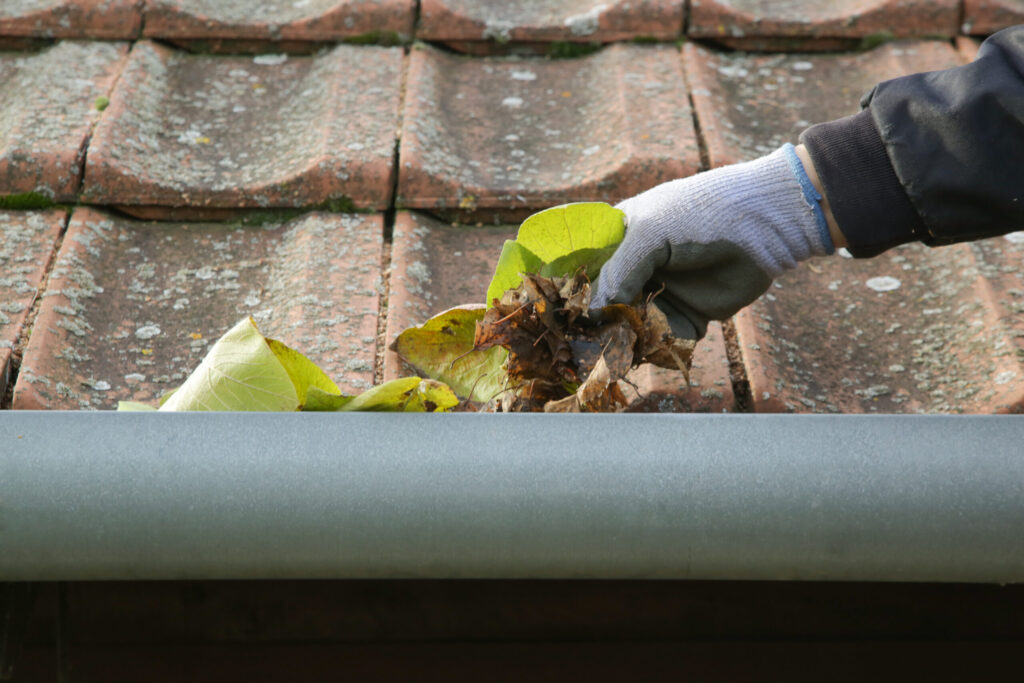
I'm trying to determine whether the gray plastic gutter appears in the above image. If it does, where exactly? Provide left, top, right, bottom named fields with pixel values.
left=1, top=411, right=1022, bottom=582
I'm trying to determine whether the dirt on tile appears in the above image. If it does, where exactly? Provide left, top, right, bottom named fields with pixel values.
left=0, top=0, right=142, bottom=39
left=13, top=208, right=384, bottom=409
left=684, top=39, right=964, bottom=167
left=143, top=0, right=415, bottom=42
left=0, top=40, right=129, bottom=201
left=418, top=0, right=683, bottom=43
left=689, top=0, right=959, bottom=47
left=81, top=41, right=403, bottom=211
left=397, top=42, right=698, bottom=213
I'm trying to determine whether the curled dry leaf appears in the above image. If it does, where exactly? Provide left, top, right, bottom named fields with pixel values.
left=474, top=272, right=694, bottom=412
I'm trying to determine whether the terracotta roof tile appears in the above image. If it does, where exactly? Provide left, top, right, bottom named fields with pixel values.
left=689, top=0, right=960, bottom=50
left=0, top=210, right=64, bottom=396
left=80, top=41, right=403, bottom=216
left=418, top=0, right=683, bottom=44
left=397, top=43, right=699, bottom=220
left=0, top=41, right=128, bottom=201
left=962, top=0, right=1024, bottom=35
left=684, top=39, right=964, bottom=167
left=13, top=208, right=383, bottom=409
left=384, top=211, right=733, bottom=411
left=0, top=0, right=141, bottom=40
left=2, top=7, right=1021, bottom=415
left=736, top=241, right=1024, bottom=413
left=143, top=0, right=415, bottom=43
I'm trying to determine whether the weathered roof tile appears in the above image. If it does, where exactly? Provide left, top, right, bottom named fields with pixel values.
left=418, top=0, right=683, bottom=44
left=81, top=41, right=402, bottom=215
left=962, top=0, right=1024, bottom=36
left=735, top=241, right=1024, bottom=413
left=13, top=208, right=383, bottom=409
left=0, top=210, right=65, bottom=396
left=684, top=39, right=964, bottom=167
left=0, top=41, right=128, bottom=201
left=384, top=211, right=733, bottom=411
left=143, top=0, right=415, bottom=43
left=0, top=0, right=141, bottom=40
left=689, top=0, right=960, bottom=50
left=397, top=43, right=699, bottom=219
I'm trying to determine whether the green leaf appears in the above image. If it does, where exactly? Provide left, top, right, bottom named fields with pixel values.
left=539, top=245, right=620, bottom=279
left=485, top=240, right=543, bottom=307
left=390, top=306, right=508, bottom=403
left=266, top=337, right=343, bottom=408
left=117, top=401, right=157, bottom=411
left=157, top=387, right=178, bottom=407
left=303, top=386, right=355, bottom=411
left=404, top=379, right=460, bottom=412
left=514, top=203, right=625, bottom=264
left=160, top=317, right=300, bottom=411
left=339, top=377, right=457, bottom=412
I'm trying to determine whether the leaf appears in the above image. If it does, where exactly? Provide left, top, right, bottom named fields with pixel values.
left=390, top=306, right=508, bottom=403
left=515, top=203, right=625, bottom=264
left=160, top=316, right=300, bottom=411
left=404, top=379, right=460, bottom=412
left=539, top=245, right=619, bottom=280
left=266, top=337, right=343, bottom=408
left=117, top=401, right=157, bottom=411
left=485, top=240, right=544, bottom=308
left=340, top=377, right=457, bottom=412
left=304, top=386, right=355, bottom=411
left=157, top=388, right=178, bottom=407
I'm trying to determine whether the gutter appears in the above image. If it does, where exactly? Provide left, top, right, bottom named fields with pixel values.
left=1, top=412, right=1022, bottom=582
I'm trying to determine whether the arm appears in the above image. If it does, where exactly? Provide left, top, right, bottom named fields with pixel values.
left=802, top=26, right=1024, bottom=256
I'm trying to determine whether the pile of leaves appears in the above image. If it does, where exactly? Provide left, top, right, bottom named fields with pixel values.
left=471, top=271, right=691, bottom=412
left=125, top=203, right=694, bottom=413
left=391, top=202, right=693, bottom=412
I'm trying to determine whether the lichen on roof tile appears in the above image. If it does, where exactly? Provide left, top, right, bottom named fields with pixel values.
left=81, top=41, right=403, bottom=211
left=684, top=39, right=963, bottom=166
left=12, top=208, right=383, bottom=409
left=689, top=0, right=959, bottom=43
left=143, top=0, right=415, bottom=41
left=418, top=0, right=683, bottom=43
left=0, top=0, right=141, bottom=39
left=962, top=0, right=1024, bottom=36
left=0, top=210, right=65, bottom=395
left=736, top=241, right=1024, bottom=413
left=0, top=41, right=128, bottom=201
left=397, top=43, right=698, bottom=212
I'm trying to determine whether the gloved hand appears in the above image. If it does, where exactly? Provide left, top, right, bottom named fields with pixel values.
left=591, top=143, right=834, bottom=339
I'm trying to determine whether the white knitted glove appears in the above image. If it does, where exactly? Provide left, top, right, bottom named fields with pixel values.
left=591, top=144, right=834, bottom=339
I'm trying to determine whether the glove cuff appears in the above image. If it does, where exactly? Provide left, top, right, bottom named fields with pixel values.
left=781, top=143, right=835, bottom=256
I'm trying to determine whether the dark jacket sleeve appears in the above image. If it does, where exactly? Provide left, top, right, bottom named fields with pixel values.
left=800, top=26, right=1024, bottom=257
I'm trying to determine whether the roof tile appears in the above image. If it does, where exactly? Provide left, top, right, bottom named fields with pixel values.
left=13, top=208, right=383, bottom=409
left=735, top=241, right=1024, bottom=413
left=684, top=39, right=964, bottom=167
left=0, top=41, right=128, bottom=201
left=962, top=0, right=1024, bottom=36
left=0, top=0, right=141, bottom=40
left=384, top=211, right=733, bottom=411
left=689, top=0, right=960, bottom=50
left=418, top=0, right=683, bottom=44
left=143, top=0, right=415, bottom=43
left=397, top=43, right=699, bottom=220
left=0, top=210, right=65, bottom=396
left=80, top=41, right=402, bottom=215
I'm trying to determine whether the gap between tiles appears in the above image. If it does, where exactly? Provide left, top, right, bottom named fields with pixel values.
left=721, top=318, right=753, bottom=413
left=0, top=213, right=69, bottom=410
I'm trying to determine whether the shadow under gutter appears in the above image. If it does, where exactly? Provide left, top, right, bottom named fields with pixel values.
left=1, top=412, right=1022, bottom=583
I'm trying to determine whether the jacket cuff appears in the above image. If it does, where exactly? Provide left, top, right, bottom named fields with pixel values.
left=799, top=109, right=927, bottom=257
